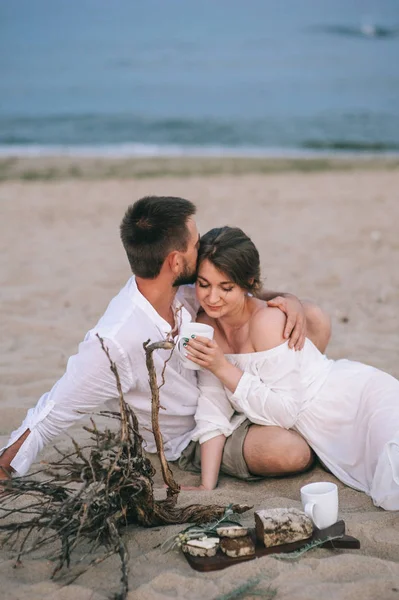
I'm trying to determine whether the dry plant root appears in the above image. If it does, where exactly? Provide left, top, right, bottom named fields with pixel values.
left=0, top=334, right=251, bottom=599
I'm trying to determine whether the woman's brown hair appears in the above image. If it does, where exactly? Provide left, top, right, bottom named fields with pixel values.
left=197, top=226, right=261, bottom=294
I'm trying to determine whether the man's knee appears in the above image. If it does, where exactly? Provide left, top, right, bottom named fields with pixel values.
left=243, top=426, right=313, bottom=477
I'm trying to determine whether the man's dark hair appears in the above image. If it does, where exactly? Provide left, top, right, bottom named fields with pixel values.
left=198, top=226, right=261, bottom=294
left=120, top=196, right=196, bottom=278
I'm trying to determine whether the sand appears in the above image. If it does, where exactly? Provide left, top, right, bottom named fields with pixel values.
left=0, top=163, right=398, bottom=599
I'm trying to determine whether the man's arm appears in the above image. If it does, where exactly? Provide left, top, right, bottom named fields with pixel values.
left=258, top=290, right=331, bottom=353
left=0, top=336, right=133, bottom=480
left=258, top=290, right=292, bottom=303
left=301, top=299, right=331, bottom=354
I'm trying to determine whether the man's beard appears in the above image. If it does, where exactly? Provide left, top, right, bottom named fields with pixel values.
left=173, top=259, right=197, bottom=287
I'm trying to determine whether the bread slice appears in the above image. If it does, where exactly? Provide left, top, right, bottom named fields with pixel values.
left=220, top=534, right=255, bottom=558
left=181, top=537, right=219, bottom=557
left=216, top=525, right=248, bottom=538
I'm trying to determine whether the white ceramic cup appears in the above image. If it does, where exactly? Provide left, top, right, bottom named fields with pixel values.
left=300, top=481, right=339, bottom=530
left=176, top=323, right=214, bottom=370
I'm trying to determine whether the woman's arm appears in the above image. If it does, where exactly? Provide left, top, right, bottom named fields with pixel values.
left=200, top=434, right=226, bottom=489
left=189, top=345, right=299, bottom=430
left=187, top=307, right=286, bottom=393
left=186, top=368, right=246, bottom=491
left=229, top=371, right=298, bottom=430
left=186, top=308, right=299, bottom=429
left=181, top=434, right=226, bottom=491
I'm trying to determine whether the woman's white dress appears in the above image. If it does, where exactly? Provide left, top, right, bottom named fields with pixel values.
left=192, top=339, right=399, bottom=510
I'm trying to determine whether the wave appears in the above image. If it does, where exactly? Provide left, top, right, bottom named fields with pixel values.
left=1, top=143, right=398, bottom=159
left=302, top=140, right=399, bottom=152
left=309, top=24, right=399, bottom=39
left=0, top=114, right=257, bottom=147
left=0, top=143, right=264, bottom=158
left=1, top=113, right=398, bottom=157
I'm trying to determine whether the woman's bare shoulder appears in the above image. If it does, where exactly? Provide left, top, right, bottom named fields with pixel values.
left=249, top=305, right=286, bottom=352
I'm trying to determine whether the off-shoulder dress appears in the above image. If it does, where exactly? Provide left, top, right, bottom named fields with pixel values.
left=192, top=339, right=399, bottom=510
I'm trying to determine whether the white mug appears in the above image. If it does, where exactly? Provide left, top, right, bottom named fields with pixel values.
left=176, top=323, right=214, bottom=370
left=300, top=481, right=339, bottom=530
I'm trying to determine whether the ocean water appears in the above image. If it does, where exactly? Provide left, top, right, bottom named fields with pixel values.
left=1, top=0, right=399, bottom=157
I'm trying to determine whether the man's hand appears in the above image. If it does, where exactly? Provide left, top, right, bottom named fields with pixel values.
left=267, top=295, right=306, bottom=350
left=0, top=465, right=12, bottom=495
left=0, top=465, right=12, bottom=481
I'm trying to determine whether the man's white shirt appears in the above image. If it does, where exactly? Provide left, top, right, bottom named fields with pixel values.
left=1, top=277, right=200, bottom=475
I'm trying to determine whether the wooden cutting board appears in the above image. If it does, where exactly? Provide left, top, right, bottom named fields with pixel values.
left=184, top=520, right=360, bottom=572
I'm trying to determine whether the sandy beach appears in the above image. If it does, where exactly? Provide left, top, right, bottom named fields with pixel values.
left=0, top=159, right=398, bottom=599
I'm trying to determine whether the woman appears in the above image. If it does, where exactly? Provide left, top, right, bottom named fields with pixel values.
left=184, top=226, right=399, bottom=510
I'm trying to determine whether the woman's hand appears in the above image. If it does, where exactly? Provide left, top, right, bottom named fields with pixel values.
left=184, top=335, right=228, bottom=376
left=184, top=336, right=243, bottom=393
left=163, top=483, right=212, bottom=491
left=267, top=294, right=306, bottom=350
left=179, top=484, right=212, bottom=491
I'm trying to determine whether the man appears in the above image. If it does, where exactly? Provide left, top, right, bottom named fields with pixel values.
left=0, top=196, right=331, bottom=483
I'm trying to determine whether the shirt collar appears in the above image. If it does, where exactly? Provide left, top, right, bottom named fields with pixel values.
left=127, top=276, right=192, bottom=337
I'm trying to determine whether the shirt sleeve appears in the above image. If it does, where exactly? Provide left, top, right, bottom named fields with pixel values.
left=229, top=371, right=298, bottom=429
left=191, top=369, right=246, bottom=444
left=0, top=335, right=134, bottom=476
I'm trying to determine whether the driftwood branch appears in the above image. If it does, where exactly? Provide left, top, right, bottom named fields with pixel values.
left=143, top=339, right=180, bottom=501
left=0, top=334, right=251, bottom=599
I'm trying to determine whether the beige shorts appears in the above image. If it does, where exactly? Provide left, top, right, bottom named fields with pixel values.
left=177, top=419, right=261, bottom=481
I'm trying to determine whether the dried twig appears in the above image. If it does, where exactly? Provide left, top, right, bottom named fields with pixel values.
left=0, top=334, right=251, bottom=599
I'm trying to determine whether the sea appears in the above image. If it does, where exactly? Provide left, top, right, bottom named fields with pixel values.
left=1, top=0, right=399, bottom=158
